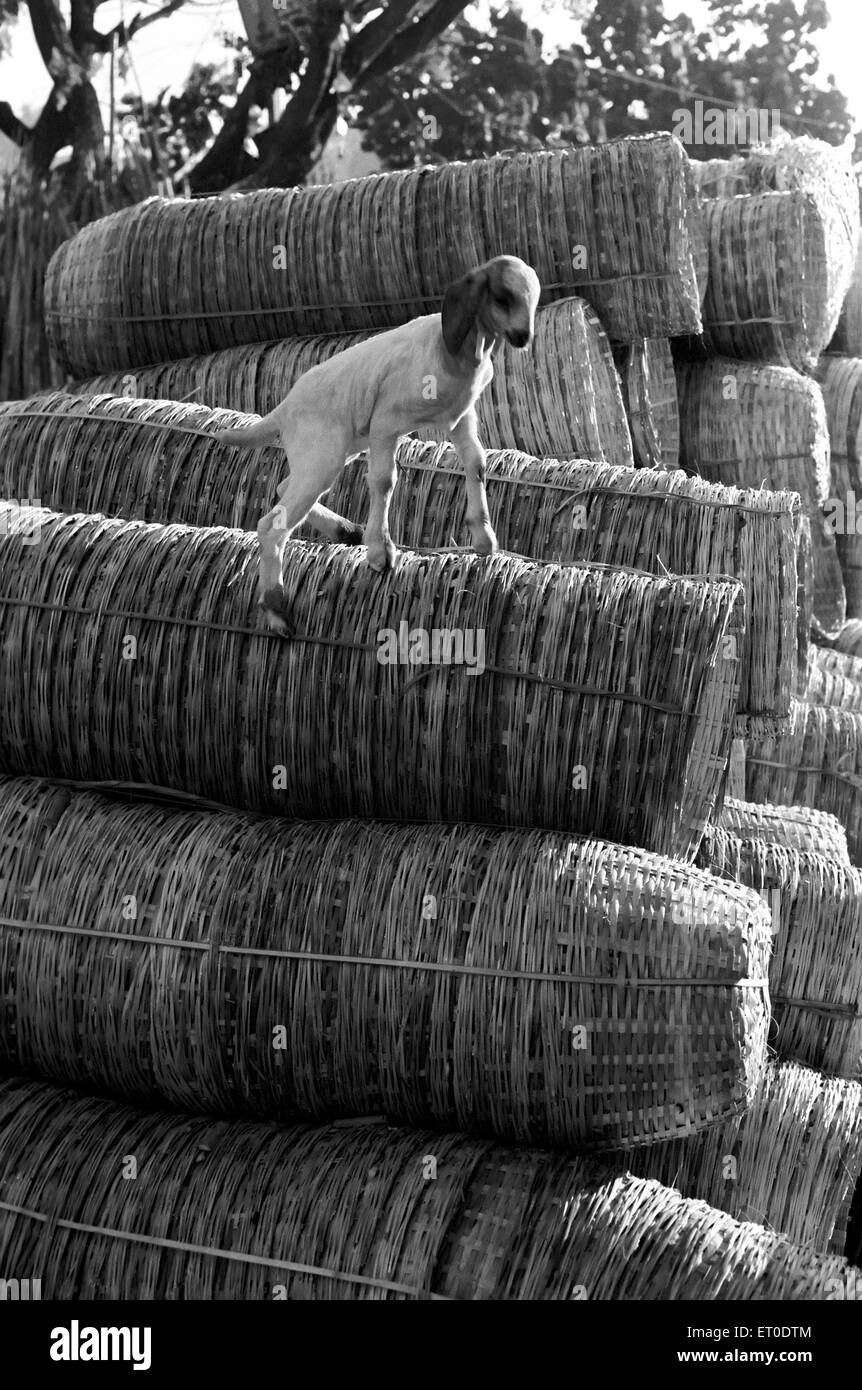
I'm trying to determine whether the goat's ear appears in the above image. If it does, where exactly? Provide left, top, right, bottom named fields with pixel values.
left=441, top=269, right=487, bottom=356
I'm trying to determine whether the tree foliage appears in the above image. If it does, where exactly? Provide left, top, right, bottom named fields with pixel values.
left=0, top=0, right=857, bottom=198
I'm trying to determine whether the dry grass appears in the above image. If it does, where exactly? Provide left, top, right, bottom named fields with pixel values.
left=1, top=155, right=155, bottom=399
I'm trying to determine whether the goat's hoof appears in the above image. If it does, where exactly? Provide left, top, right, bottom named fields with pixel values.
left=338, top=522, right=365, bottom=546
left=472, top=528, right=499, bottom=557
left=366, top=542, right=397, bottom=573
left=259, top=587, right=292, bottom=637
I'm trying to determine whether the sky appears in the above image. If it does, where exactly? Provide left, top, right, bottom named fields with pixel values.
left=1, top=0, right=860, bottom=134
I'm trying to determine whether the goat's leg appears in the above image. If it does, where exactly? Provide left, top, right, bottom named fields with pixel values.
left=450, top=409, right=498, bottom=556
left=306, top=501, right=364, bottom=545
left=364, top=436, right=399, bottom=572
left=257, top=476, right=330, bottom=634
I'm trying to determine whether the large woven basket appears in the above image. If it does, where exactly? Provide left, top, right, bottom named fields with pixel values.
left=810, top=508, right=848, bottom=639
left=694, top=136, right=860, bottom=347
left=807, top=644, right=862, bottom=714
left=0, top=394, right=798, bottom=731
left=719, top=794, right=850, bottom=866
left=818, top=356, right=862, bottom=470
left=320, top=440, right=800, bottom=730
left=697, top=190, right=830, bottom=370
left=1, top=1075, right=858, bottom=1299
left=44, top=134, right=707, bottom=377
left=689, top=156, right=748, bottom=199
left=626, top=1060, right=862, bottom=1254
left=818, top=618, right=862, bottom=659
left=71, top=298, right=636, bottom=467
left=676, top=356, right=843, bottom=635
left=676, top=357, right=830, bottom=505
left=746, top=699, right=862, bottom=866
left=826, top=451, right=862, bottom=619
left=614, top=338, right=679, bottom=469
left=830, top=232, right=862, bottom=355
left=811, top=644, right=862, bottom=686
left=817, top=355, right=862, bottom=616
left=0, top=775, right=771, bottom=1149
left=0, top=502, right=742, bottom=860
left=697, top=822, right=862, bottom=1078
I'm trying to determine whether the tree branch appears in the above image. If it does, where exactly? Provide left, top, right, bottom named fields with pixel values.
left=347, top=0, right=466, bottom=85
left=27, top=0, right=77, bottom=71
left=343, top=0, right=424, bottom=76
left=94, top=0, right=188, bottom=52
left=186, top=67, right=270, bottom=192
left=0, top=100, right=29, bottom=146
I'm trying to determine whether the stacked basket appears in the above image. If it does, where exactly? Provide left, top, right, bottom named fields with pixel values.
left=1, top=131, right=861, bottom=1298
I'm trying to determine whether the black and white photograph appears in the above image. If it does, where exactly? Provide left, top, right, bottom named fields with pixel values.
left=0, top=0, right=860, bottom=1361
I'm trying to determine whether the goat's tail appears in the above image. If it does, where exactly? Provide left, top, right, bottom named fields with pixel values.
left=212, top=414, right=281, bottom=450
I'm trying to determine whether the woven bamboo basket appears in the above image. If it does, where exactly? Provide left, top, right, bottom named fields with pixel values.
left=796, top=512, right=814, bottom=678
left=746, top=137, right=860, bottom=344
left=319, top=439, right=798, bottom=730
left=44, top=135, right=707, bottom=378
left=1, top=1075, right=858, bottom=1299
left=718, top=795, right=851, bottom=866
left=0, top=502, right=742, bottom=860
left=811, top=644, right=862, bottom=685
left=694, top=137, right=859, bottom=347
left=676, top=357, right=830, bottom=506
left=689, top=156, right=748, bottom=199
left=746, top=699, right=862, bottom=867
left=0, top=394, right=799, bottom=731
left=698, top=191, right=830, bottom=371
left=818, top=619, right=862, bottom=659
left=0, top=775, right=771, bottom=1149
left=696, top=823, right=862, bottom=1078
left=614, top=338, right=680, bottom=469
left=830, top=232, right=862, bottom=355
left=826, top=451, right=862, bottom=619
left=810, top=508, right=848, bottom=638
left=70, top=298, right=636, bottom=466
left=626, top=1061, right=862, bottom=1254
left=727, top=739, right=746, bottom=799
left=676, top=356, right=844, bottom=635
left=817, top=355, right=862, bottom=616
left=807, top=644, right=862, bottom=713
left=818, top=356, right=862, bottom=471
